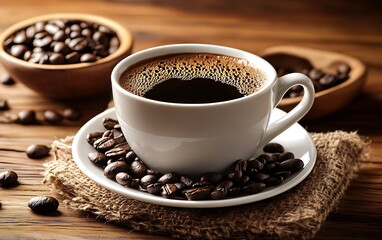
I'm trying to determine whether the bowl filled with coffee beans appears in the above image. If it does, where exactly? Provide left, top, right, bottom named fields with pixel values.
left=0, top=13, right=133, bottom=99
left=261, top=45, right=367, bottom=119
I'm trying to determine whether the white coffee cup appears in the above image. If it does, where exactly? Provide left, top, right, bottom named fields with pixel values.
left=111, top=44, right=314, bottom=175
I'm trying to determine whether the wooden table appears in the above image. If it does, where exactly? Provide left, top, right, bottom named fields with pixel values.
left=1, top=0, right=381, bottom=239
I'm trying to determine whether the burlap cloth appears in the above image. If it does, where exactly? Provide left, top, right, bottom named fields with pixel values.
left=43, top=131, right=369, bottom=240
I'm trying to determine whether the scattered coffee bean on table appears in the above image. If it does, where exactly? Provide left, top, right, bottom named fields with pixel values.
left=0, top=99, right=10, bottom=111
left=0, top=170, right=19, bottom=188
left=17, top=110, right=37, bottom=125
left=63, top=107, right=81, bottom=121
left=26, top=144, right=50, bottom=159
left=0, top=75, right=16, bottom=85
left=28, top=196, right=59, bottom=214
left=43, top=110, right=63, bottom=124
left=86, top=118, right=305, bottom=201
left=3, top=19, right=120, bottom=65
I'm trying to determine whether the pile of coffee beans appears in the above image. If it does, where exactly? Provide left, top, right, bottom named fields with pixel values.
left=277, top=63, right=352, bottom=98
left=87, top=118, right=304, bottom=201
left=3, top=19, right=120, bottom=64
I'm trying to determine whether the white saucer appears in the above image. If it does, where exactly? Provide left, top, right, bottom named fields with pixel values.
left=72, top=108, right=316, bottom=208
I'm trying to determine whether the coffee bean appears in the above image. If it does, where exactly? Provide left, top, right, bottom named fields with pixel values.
left=88, top=151, right=107, bottom=167
left=63, top=107, right=81, bottom=121
left=130, top=159, right=148, bottom=178
left=211, top=188, right=227, bottom=200
left=33, top=35, right=53, bottom=48
left=184, top=186, right=212, bottom=200
left=13, top=30, right=29, bottom=44
left=161, top=183, right=181, bottom=199
left=192, top=180, right=214, bottom=190
left=102, top=129, right=113, bottom=138
left=227, top=186, right=241, bottom=197
left=0, top=99, right=10, bottom=111
left=211, top=181, right=232, bottom=199
left=336, top=71, right=349, bottom=83
left=240, top=175, right=250, bottom=185
left=272, top=171, right=291, bottom=179
left=53, top=30, right=66, bottom=41
left=200, top=172, right=223, bottom=185
left=93, top=44, right=109, bottom=57
left=28, top=52, right=44, bottom=63
left=129, top=178, right=140, bottom=189
left=279, top=159, right=304, bottom=172
left=140, top=174, right=158, bottom=189
left=114, top=142, right=130, bottom=151
left=255, top=153, right=272, bottom=164
left=308, top=69, right=324, bottom=81
left=65, top=51, right=81, bottom=64
left=80, top=53, right=97, bottom=63
left=10, top=45, right=29, bottom=59
left=108, top=36, right=120, bottom=54
left=319, top=73, right=337, bottom=89
left=43, top=110, right=63, bottom=124
left=337, top=63, right=351, bottom=75
left=115, top=172, right=131, bottom=185
left=0, top=170, right=18, bottom=188
left=28, top=196, right=59, bottom=214
left=263, top=162, right=280, bottom=174
left=226, top=171, right=243, bottom=184
left=93, top=137, right=116, bottom=152
left=277, top=152, right=295, bottom=162
left=247, top=159, right=263, bottom=171
left=1, top=75, right=16, bottom=85
left=253, top=173, right=270, bottom=182
left=264, top=176, right=284, bottom=187
left=263, top=143, right=284, bottom=153
left=105, top=147, right=127, bottom=160
left=86, top=132, right=103, bottom=145
left=147, top=183, right=163, bottom=195
left=125, top=150, right=137, bottom=162
left=102, top=118, right=119, bottom=130
left=92, top=31, right=109, bottom=47
left=180, top=175, right=194, bottom=187
left=242, top=182, right=266, bottom=194
left=146, top=169, right=162, bottom=177
left=104, top=161, right=129, bottom=179
left=112, top=129, right=126, bottom=144
left=26, top=144, right=50, bottom=159
left=68, top=37, right=88, bottom=51
left=157, top=172, right=179, bottom=184
left=234, top=159, right=248, bottom=172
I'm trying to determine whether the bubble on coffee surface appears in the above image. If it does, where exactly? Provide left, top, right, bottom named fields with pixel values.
left=119, top=53, right=266, bottom=97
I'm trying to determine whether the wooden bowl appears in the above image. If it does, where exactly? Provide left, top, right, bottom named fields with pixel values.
left=260, top=46, right=367, bottom=119
left=0, top=13, right=133, bottom=99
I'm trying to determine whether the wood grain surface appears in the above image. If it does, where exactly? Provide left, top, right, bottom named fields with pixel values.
left=1, top=0, right=381, bottom=239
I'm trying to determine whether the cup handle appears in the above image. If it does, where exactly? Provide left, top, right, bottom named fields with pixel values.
left=259, top=73, right=315, bottom=147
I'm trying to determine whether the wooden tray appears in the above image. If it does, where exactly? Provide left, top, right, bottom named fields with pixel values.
left=259, top=45, right=367, bottom=119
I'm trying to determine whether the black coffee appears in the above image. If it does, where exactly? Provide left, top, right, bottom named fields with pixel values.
left=119, top=53, right=266, bottom=103
left=144, top=78, right=244, bottom=103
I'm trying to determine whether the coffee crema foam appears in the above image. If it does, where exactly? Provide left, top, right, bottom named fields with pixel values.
left=119, top=53, right=266, bottom=97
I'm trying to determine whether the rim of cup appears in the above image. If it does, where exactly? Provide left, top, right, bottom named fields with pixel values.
left=111, top=43, right=278, bottom=108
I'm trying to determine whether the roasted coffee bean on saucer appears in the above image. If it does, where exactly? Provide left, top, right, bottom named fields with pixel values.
left=86, top=118, right=306, bottom=201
